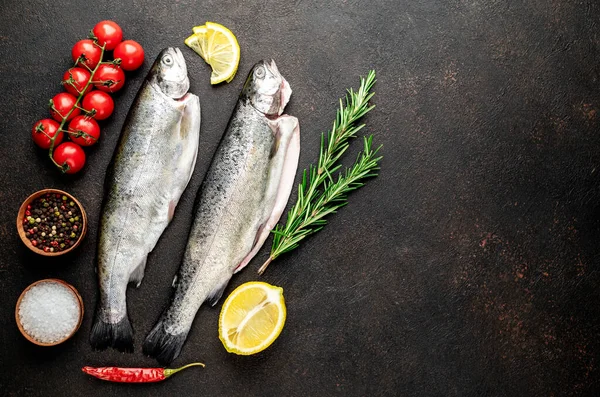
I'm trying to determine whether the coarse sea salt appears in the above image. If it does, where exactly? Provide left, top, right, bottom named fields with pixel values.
left=18, top=281, right=80, bottom=344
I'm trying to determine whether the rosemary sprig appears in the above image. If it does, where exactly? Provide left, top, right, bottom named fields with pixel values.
left=258, top=71, right=382, bottom=275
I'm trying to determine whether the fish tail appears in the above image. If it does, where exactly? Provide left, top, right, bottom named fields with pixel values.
left=89, top=314, right=134, bottom=352
left=143, top=318, right=188, bottom=365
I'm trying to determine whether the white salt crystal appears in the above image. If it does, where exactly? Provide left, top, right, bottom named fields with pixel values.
left=18, top=281, right=80, bottom=344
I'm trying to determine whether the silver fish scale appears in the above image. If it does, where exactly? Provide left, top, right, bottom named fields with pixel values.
left=98, top=82, right=199, bottom=324
left=163, top=102, right=275, bottom=335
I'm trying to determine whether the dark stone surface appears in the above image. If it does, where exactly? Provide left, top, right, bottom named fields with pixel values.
left=1, top=0, right=599, bottom=395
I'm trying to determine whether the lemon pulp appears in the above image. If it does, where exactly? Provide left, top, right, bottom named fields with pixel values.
left=219, top=281, right=286, bottom=355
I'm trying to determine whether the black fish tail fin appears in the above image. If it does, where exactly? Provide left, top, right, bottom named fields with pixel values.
left=143, top=319, right=188, bottom=365
left=90, top=315, right=134, bottom=352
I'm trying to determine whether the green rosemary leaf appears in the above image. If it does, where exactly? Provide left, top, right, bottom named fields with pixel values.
left=257, top=70, right=382, bottom=275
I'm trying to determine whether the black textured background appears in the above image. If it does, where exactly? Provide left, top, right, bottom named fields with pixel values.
left=1, top=0, right=599, bottom=396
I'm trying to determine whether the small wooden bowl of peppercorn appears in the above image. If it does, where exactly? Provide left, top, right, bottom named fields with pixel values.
left=16, top=189, right=87, bottom=256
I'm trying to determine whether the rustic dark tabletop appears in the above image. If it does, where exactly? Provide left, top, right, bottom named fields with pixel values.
left=1, top=0, right=599, bottom=396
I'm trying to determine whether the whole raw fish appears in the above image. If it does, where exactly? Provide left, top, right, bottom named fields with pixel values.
left=144, top=60, right=299, bottom=364
left=90, top=48, right=201, bottom=352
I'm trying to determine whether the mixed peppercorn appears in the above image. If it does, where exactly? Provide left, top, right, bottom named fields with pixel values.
left=22, top=193, right=83, bottom=253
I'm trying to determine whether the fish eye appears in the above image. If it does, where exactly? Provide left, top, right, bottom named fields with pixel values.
left=163, top=55, right=173, bottom=66
left=254, top=66, right=265, bottom=78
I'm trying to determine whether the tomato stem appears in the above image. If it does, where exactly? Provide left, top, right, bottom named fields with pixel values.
left=48, top=43, right=106, bottom=172
left=66, top=129, right=98, bottom=142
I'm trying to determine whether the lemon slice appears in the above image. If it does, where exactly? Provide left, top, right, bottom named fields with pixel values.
left=188, top=25, right=209, bottom=57
left=185, top=22, right=240, bottom=85
left=219, top=281, right=286, bottom=355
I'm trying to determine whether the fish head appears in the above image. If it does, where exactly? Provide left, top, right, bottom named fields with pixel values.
left=148, top=48, right=190, bottom=99
left=241, top=60, right=292, bottom=117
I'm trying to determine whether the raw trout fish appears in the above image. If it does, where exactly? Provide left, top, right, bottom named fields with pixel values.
left=144, top=60, right=299, bottom=364
left=90, top=48, right=201, bottom=351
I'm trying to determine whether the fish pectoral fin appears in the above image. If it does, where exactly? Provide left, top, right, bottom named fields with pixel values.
left=267, top=115, right=299, bottom=157
left=168, top=200, right=177, bottom=222
left=207, top=277, right=232, bottom=307
left=171, top=93, right=200, bottom=192
left=129, top=257, right=148, bottom=288
left=267, top=118, right=287, bottom=159
left=178, top=94, right=201, bottom=139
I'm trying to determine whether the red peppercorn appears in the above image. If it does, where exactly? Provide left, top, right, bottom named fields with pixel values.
left=32, top=240, right=38, bottom=247
left=27, top=205, right=31, bottom=210
left=25, top=210, right=31, bottom=216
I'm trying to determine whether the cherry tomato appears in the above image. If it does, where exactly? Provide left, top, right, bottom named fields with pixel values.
left=31, top=119, right=63, bottom=149
left=92, top=20, right=123, bottom=51
left=68, top=116, right=100, bottom=146
left=71, top=39, right=102, bottom=69
left=50, top=93, right=80, bottom=121
left=81, top=91, right=114, bottom=120
left=62, top=67, right=92, bottom=96
left=53, top=142, right=86, bottom=174
left=113, top=40, right=145, bottom=71
left=94, top=64, right=125, bottom=93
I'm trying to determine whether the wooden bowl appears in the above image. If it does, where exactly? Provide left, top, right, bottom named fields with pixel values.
left=15, top=278, right=84, bottom=346
left=16, top=189, right=87, bottom=256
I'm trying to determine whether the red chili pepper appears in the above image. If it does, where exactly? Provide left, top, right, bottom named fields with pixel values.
left=81, top=362, right=205, bottom=383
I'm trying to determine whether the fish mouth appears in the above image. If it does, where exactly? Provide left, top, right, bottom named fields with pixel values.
left=174, top=48, right=186, bottom=69
left=266, top=60, right=292, bottom=115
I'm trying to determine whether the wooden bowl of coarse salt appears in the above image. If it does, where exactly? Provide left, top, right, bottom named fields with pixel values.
left=15, top=279, right=84, bottom=346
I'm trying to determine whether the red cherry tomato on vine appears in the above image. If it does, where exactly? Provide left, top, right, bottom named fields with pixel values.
left=31, top=119, right=64, bottom=149
left=81, top=91, right=114, bottom=120
left=62, top=67, right=92, bottom=96
left=113, top=40, right=145, bottom=71
left=94, top=64, right=125, bottom=93
left=53, top=142, right=86, bottom=174
left=50, top=93, right=80, bottom=121
left=92, top=20, right=123, bottom=51
left=71, top=39, right=102, bottom=69
left=68, top=116, right=100, bottom=147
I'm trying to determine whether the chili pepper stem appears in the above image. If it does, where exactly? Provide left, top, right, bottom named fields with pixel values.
left=163, top=362, right=206, bottom=378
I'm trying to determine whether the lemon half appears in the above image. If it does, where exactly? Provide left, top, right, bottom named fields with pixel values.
left=185, top=22, right=240, bottom=84
left=219, top=281, right=286, bottom=355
